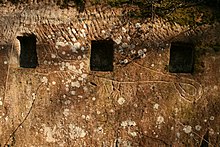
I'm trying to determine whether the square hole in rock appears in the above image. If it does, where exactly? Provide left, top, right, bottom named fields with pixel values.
left=17, top=34, right=38, bottom=68
left=90, top=39, right=114, bottom=71
left=169, top=42, right=194, bottom=73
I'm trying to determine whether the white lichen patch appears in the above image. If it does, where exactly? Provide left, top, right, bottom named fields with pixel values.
left=41, top=77, right=48, bottom=84
left=110, top=109, right=114, bottom=113
left=83, top=87, right=88, bottom=92
left=81, top=47, right=85, bottom=51
left=71, top=42, right=81, bottom=53
left=82, top=115, right=86, bottom=119
left=127, top=35, right=131, bottom=41
left=70, top=90, right=76, bottom=95
left=213, top=85, right=218, bottom=90
left=67, top=65, right=76, bottom=71
left=156, top=116, right=164, bottom=125
left=0, top=97, right=2, bottom=106
left=121, top=43, right=128, bottom=48
left=43, top=125, right=57, bottom=143
left=74, top=42, right=81, bottom=49
left=94, top=126, right=104, bottom=134
left=153, top=103, right=159, bottom=110
left=65, top=62, right=70, bottom=67
left=118, top=97, right=125, bottom=105
left=81, top=74, right=87, bottom=79
left=71, top=37, right=76, bottom=42
left=63, top=109, right=70, bottom=117
left=32, top=93, right=36, bottom=100
left=183, top=125, right=192, bottom=134
left=128, top=131, right=137, bottom=137
left=96, top=110, right=101, bottom=114
left=121, top=121, right=127, bottom=128
left=138, top=50, right=144, bottom=56
left=78, top=95, right=83, bottom=98
left=72, top=28, right=77, bottom=34
left=81, top=29, right=86, bottom=37
left=122, top=27, right=126, bottom=33
left=56, top=42, right=66, bottom=47
left=79, top=62, right=85, bottom=69
left=123, top=59, right=128, bottom=64
left=78, top=77, right=83, bottom=81
left=64, top=100, right=71, bottom=105
left=71, top=81, right=80, bottom=88
left=82, top=115, right=90, bottom=120
left=52, top=81, right=56, bottom=85
left=69, top=124, right=86, bottom=139
left=131, top=50, right=136, bottom=54
left=92, top=97, right=96, bottom=101
left=195, top=125, right=202, bottom=131
left=121, top=120, right=136, bottom=128
left=135, top=23, right=141, bottom=28
left=5, top=116, right=8, bottom=121
left=85, top=115, right=90, bottom=120
left=209, top=128, right=215, bottom=135
left=210, top=116, right=215, bottom=121
left=134, top=103, right=138, bottom=107
left=174, top=108, right=179, bottom=113
left=115, top=36, right=122, bottom=45
left=176, top=132, right=180, bottom=138
left=51, top=54, right=56, bottom=58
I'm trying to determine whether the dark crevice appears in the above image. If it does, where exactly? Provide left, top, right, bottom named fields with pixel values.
left=90, top=39, right=114, bottom=71
left=169, top=42, right=195, bottom=73
left=200, top=130, right=209, bottom=147
left=17, top=33, right=38, bottom=68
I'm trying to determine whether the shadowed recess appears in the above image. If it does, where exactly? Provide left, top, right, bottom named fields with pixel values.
left=17, top=34, right=38, bottom=68
left=200, top=130, right=209, bottom=147
left=169, top=42, right=195, bottom=73
left=90, top=39, right=114, bottom=71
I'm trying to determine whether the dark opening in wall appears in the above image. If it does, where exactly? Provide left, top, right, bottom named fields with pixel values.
left=90, top=39, right=114, bottom=71
left=17, top=34, right=38, bottom=68
left=169, top=42, right=194, bottom=73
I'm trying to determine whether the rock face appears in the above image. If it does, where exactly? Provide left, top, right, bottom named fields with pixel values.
left=0, top=2, right=220, bottom=147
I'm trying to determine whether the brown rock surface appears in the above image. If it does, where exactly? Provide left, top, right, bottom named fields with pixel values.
left=0, top=2, right=220, bottom=147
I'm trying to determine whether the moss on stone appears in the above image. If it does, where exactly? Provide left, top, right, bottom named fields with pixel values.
left=97, top=0, right=220, bottom=26
left=1, top=0, right=220, bottom=25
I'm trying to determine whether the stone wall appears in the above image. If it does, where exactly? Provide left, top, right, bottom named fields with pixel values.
left=0, top=2, right=220, bottom=147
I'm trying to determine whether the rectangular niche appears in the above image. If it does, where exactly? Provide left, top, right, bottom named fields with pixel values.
left=17, top=34, right=38, bottom=68
left=169, top=42, right=195, bottom=73
left=90, top=39, right=114, bottom=71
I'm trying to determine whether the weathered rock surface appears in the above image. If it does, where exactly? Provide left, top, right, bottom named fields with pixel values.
left=0, top=2, right=220, bottom=147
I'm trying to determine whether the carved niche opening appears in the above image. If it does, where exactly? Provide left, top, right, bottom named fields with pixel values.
left=17, top=34, right=38, bottom=68
left=90, top=39, right=114, bottom=71
left=169, top=42, right=195, bottom=73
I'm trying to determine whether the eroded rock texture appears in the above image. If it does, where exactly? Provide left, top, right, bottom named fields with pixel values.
left=0, top=2, right=220, bottom=147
